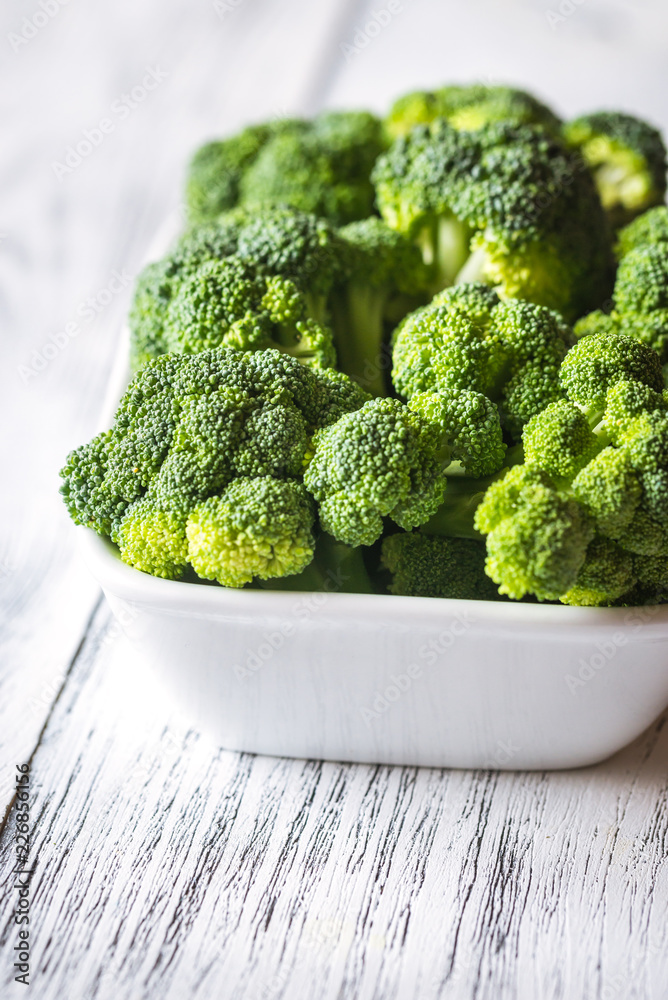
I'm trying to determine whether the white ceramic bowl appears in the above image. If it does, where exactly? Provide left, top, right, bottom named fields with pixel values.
left=81, top=527, right=668, bottom=770
left=77, top=236, right=668, bottom=770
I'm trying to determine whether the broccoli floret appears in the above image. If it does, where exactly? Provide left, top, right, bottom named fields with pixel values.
left=130, top=208, right=347, bottom=370
left=474, top=465, right=595, bottom=601
left=615, top=205, right=668, bottom=259
left=381, top=532, right=501, bottom=599
left=408, top=389, right=506, bottom=477
left=240, top=111, right=388, bottom=225
left=392, top=284, right=573, bottom=439
left=186, top=477, right=316, bottom=588
left=60, top=349, right=369, bottom=586
left=128, top=215, right=248, bottom=370
left=329, top=217, right=430, bottom=396
left=163, top=257, right=336, bottom=367
left=612, top=244, right=668, bottom=360
left=563, top=111, right=667, bottom=229
left=385, top=84, right=561, bottom=140
left=429, top=331, right=668, bottom=604
left=559, top=330, right=664, bottom=413
left=184, top=120, right=304, bottom=225
left=560, top=536, right=637, bottom=606
left=304, top=398, right=448, bottom=547
left=372, top=119, right=614, bottom=319
left=116, top=497, right=189, bottom=580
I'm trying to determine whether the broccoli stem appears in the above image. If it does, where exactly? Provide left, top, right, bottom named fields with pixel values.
left=259, top=532, right=375, bottom=593
left=329, top=284, right=389, bottom=397
left=422, top=445, right=524, bottom=537
left=454, top=243, right=490, bottom=285
left=417, top=214, right=472, bottom=292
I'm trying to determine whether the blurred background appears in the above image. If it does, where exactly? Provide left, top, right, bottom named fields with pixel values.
left=2, top=0, right=668, bottom=767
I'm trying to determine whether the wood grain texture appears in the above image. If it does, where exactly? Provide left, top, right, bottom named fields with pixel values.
left=0, top=619, right=667, bottom=1000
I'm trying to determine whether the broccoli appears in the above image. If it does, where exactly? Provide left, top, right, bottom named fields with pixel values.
left=303, top=397, right=449, bottom=547
left=184, top=119, right=305, bottom=225
left=615, top=205, right=668, bottom=259
left=575, top=209, right=668, bottom=362
left=129, top=214, right=248, bottom=370
left=372, top=119, right=614, bottom=320
left=328, top=217, right=430, bottom=396
left=472, top=335, right=668, bottom=603
left=162, top=256, right=335, bottom=367
left=131, top=208, right=346, bottom=370
left=392, top=283, right=574, bottom=439
left=563, top=111, right=667, bottom=229
left=259, top=531, right=375, bottom=594
left=239, top=111, right=388, bottom=225
left=60, top=349, right=369, bottom=585
left=613, top=244, right=668, bottom=361
left=381, top=532, right=501, bottom=599
left=186, top=477, right=316, bottom=588
left=385, top=84, right=561, bottom=140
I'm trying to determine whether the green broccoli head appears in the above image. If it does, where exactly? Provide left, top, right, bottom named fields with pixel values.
left=523, top=400, right=598, bottom=479
left=392, top=284, right=572, bottom=439
left=559, top=331, right=663, bottom=413
left=128, top=215, right=249, bottom=370
left=186, top=477, right=316, bottom=588
left=239, top=111, right=387, bottom=225
left=381, top=532, right=502, bottom=600
left=385, top=84, right=561, bottom=140
left=304, top=397, right=448, bottom=547
left=560, top=536, right=637, bottom=606
left=563, top=111, right=667, bottom=229
left=615, top=205, right=668, bottom=259
left=184, top=120, right=304, bottom=225
left=474, top=465, right=595, bottom=601
left=163, top=257, right=336, bottom=367
left=372, top=119, right=614, bottom=319
left=60, top=349, right=369, bottom=585
left=408, top=389, right=506, bottom=477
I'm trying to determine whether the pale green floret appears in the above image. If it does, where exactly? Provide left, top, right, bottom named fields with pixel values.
left=473, top=465, right=594, bottom=601
left=572, top=310, right=620, bottom=341
left=563, top=111, right=667, bottom=229
left=60, top=349, right=369, bottom=586
left=385, top=84, right=562, bottom=140
left=116, top=498, right=189, bottom=580
left=560, top=537, right=637, bottom=606
left=559, top=331, right=663, bottom=412
left=571, top=447, right=642, bottom=538
left=615, top=206, right=668, bottom=259
left=603, top=379, right=667, bottom=442
left=186, top=478, right=316, bottom=588
left=304, top=397, right=448, bottom=547
left=523, top=400, right=597, bottom=479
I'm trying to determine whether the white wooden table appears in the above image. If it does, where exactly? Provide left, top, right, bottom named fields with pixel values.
left=2, top=2, right=668, bottom=997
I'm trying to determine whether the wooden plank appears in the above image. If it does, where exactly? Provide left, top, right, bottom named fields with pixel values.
left=0, top=0, right=353, bottom=809
left=0, top=619, right=667, bottom=999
